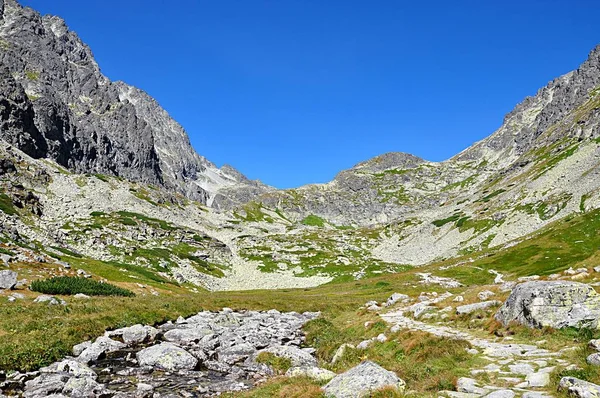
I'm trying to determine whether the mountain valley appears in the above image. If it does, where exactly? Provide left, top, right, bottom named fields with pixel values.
left=1, top=0, right=600, bottom=397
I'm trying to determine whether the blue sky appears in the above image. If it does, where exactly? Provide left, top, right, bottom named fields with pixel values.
left=20, top=0, right=600, bottom=188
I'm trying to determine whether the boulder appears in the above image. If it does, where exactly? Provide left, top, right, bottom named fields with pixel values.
left=136, top=342, right=198, bottom=371
left=24, top=374, right=69, bottom=398
left=559, top=376, right=600, bottom=397
left=72, top=341, right=92, bottom=357
left=286, top=366, right=336, bottom=382
left=588, top=353, right=600, bottom=366
left=108, top=324, right=158, bottom=345
left=456, top=301, right=502, bottom=315
left=77, top=336, right=125, bottom=363
left=40, top=360, right=96, bottom=378
left=62, top=376, right=107, bottom=397
left=163, top=326, right=213, bottom=345
left=217, top=343, right=256, bottom=365
left=0, top=270, right=17, bottom=289
left=495, top=281, right=600, bottom=329
left=324, top=361, right=405, bottom=398
left=385, top=293, right=410, bottom=307
left=258, top=345, right=317, bottom=367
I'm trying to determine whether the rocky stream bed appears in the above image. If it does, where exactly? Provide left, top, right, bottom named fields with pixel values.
left=0, top=308, right=321, bottom=397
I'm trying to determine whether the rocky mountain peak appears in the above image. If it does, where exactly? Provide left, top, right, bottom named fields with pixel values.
left=351, top=152, right=426, bottom=173
left=0, top=0, right=268, bottom=206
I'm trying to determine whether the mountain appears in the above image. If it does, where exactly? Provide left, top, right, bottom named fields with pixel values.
left=0, top=0, right=270, bottom=205
left=1, top=0, right=600, bottom=291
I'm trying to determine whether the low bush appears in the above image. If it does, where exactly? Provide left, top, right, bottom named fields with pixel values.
left=30, top=276, right=134, bottom=297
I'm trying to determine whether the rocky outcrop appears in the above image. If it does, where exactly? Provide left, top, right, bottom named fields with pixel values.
left=559, top=376, right=600, bottom=397
left=0, top=0, right=267, bottom=205
left=495, top=281, right=600, bottom=329
left=136, top=342, right=198, bottom=371
left=323, top=361, right=406, bottom=398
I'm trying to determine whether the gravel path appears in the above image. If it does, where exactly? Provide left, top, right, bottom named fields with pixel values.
left=381, top=307, right=575, bottom=397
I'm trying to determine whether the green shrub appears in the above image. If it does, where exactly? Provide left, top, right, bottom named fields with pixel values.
left=0, top=194, right=16, bottom=215
left=302, top=214, right=326, bottom=227
left=255, top=352, right=292, bottom=373
left=30, top=276, right=134, bottom=297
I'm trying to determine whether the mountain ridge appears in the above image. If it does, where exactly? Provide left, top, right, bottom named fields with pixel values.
left=0, top=0, right=270, bottom=206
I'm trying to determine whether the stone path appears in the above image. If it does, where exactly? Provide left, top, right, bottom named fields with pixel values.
left=381, top=306, right=575, bottom=397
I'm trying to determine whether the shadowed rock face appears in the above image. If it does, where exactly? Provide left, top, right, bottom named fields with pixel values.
left=0, top=0, right=267, bottom=205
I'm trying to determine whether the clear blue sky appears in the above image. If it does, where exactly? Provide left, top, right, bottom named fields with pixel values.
left=20, top=0, right=600, bottom=188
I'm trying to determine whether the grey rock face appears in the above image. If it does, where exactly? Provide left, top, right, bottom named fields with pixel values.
left=323, top=361, right=406, bottom=398
left=0, top=0, right=267, bottom=205
left=108, top=324, right=158, bottom=345
left=559, top=376, right=600, bottom=397
left=0, top=269, right=16, bottom=289
left=495, top=281, right=600, bottom=329
left=136, top=342, right=198, bottom=371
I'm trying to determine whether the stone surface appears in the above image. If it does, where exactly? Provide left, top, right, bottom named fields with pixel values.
left=456, top=301, right=502, bottom=315
left=77, top=336, right=126, bottom=363
left=136, top=342, right=198, bottom=371
left=559, top=376, right=600, bottom=397
left=324, top=361, right=405, bottom=398
left=108, top=324, right=158, bottom=345
left=0, top=0, right=267, bottom=206
left=588, top=353, right=600, bottom=366
left=456, top=377, right=489, bottom=395
left=495, top=281, right=600, bottom=329
left=0, top=270, right=17, bottom=289
left=484, top=390, right=515, bottom=398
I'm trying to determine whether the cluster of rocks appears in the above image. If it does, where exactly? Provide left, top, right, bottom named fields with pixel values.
left=1, top=308, right=322, bottom=397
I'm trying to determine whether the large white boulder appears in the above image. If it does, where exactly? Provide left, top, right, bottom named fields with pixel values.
left=495, top=281, right=600, bottom=329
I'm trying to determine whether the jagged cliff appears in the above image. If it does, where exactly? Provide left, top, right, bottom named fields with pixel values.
left=0, top=0, right=269, bottom=205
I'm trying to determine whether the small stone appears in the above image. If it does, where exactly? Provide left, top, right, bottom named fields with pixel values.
left=478, top=290, right=495, bottom=301
left=587, top=353, right=600, bottom=366
left=286, top=366, right=336, bottom=382
left=385, top=293, right=410, bottom=307
left=456, top=301, right=502, bottom=315
left=376, top=334, right=387, bottom=343
left=456, top=377, right=488, bottom=395
left=590, top=339, right=600, bottom=351
left=526, top=372, right=550, bottom=387
left=484, top=390, right=515, bottom=398
left=331, top=344, right=354, bottom=364
left=356, top=339, right=374, bottom=350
